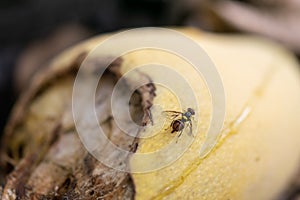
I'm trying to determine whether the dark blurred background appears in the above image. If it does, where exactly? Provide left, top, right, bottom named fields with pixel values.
left=2, top=0, right=300, bottom=137
left=0, top=0, right=178, bottom=135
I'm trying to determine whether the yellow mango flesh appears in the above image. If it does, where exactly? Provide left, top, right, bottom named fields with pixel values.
left=125, top=29, right=300, bottom=200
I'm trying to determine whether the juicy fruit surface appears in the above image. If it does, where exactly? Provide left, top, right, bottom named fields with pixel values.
left=127, top=29, right=300, bottom=200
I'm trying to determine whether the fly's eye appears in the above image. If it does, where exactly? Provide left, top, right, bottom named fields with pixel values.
left=188, top=108, right=195, bottom=115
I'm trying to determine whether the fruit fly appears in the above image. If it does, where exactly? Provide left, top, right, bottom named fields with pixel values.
left=163, top=108, right=195, bottom=140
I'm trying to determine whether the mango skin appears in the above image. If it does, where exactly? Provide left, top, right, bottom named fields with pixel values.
left=125, top=28, right=300, bottom=200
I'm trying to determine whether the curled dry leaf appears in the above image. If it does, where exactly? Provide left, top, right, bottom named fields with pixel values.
left=0, top=34, right=155, bottom=199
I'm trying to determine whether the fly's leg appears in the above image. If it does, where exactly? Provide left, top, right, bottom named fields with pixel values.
left=176, top=129, right=184, bottom=143
left=178, top=130, right=183, bottom=137
left=187, top=120, right=194, bottom=137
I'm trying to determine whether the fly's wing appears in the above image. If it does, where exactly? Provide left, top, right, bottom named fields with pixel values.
left=162, top=110, right=182, bottom=120
left=162, top=111, right=183, bottom=132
